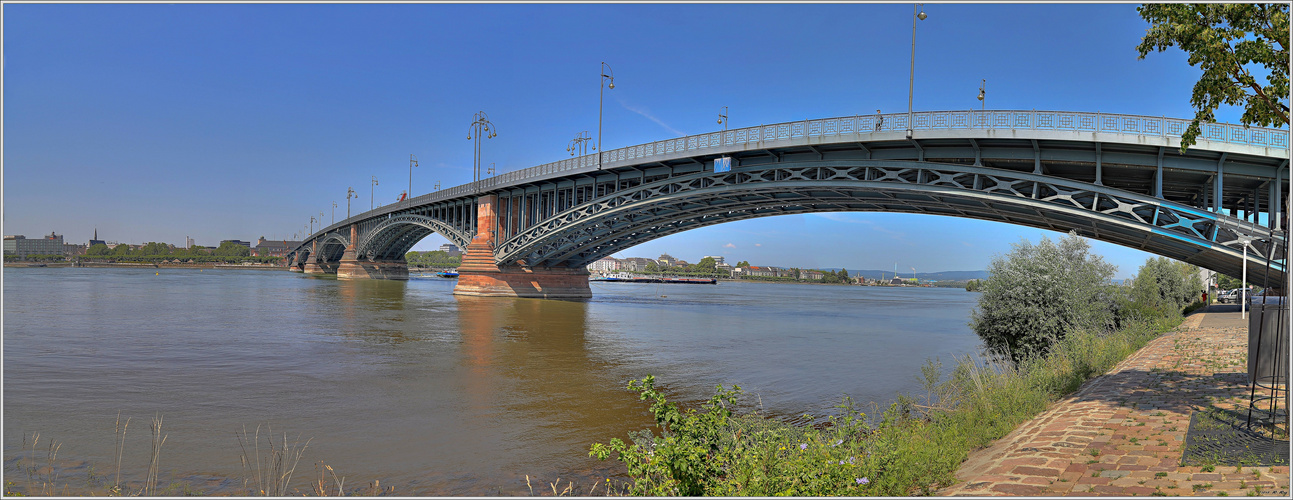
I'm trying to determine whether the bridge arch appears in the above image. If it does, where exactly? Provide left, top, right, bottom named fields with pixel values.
left=356, top=214, right=472, bottom=261
left=495, top=159, right=1283, bottom=286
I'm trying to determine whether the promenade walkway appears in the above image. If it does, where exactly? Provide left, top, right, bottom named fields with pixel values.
left=941, top=305, right=1290, bottom=496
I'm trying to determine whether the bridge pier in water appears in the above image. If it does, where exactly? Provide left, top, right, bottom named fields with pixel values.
left=453, top=194, right=592, bottom=299
left=337, top=223, right=409, bottom=280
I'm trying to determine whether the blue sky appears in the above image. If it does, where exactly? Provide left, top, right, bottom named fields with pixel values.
left=1, top=2, right=1269, bottom=278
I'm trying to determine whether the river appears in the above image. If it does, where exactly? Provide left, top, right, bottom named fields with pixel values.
left=2, top=267, right=984, bottom=495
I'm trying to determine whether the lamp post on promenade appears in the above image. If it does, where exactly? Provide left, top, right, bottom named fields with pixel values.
left=598, top=62, right=615, bottom=170
left=907, top=4, right=927, bottom=140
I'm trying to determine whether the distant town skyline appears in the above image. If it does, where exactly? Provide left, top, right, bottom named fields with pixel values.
left=4, top=3, right=1276, bottom=279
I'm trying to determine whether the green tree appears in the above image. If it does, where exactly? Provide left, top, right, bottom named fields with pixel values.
left=1217, top=273, right=1246, bottom=290
left=971, top=233, right=1117, bottom=365
left=965, top=279, right=981, bottom=292
left=736, top=260, right=750, bottom=268
left=1129, top=257, right=1203, bottom=317
left=214, top=241, right=251, bottom=257
left=112, top=244, right=133, bottom=256
left=695, top=256, right=717, bottom=273
left=87, top=243, right=110, bottom=256
left=645, top=261, right=659, bottom=273
left=838, top=268, right=850, bottom=282
left=1136, top=3, right=1289, bottom=151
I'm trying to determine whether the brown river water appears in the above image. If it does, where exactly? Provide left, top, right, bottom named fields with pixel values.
left=2, top=267, right=983, bottom=495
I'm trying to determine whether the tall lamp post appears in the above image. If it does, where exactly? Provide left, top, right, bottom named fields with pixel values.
left=567, top=131, right=593, bottom=157
left=488, top=162, right=496, bottom=177
left=718, top=106, right=729, bottom=132
left=978, top=79, right=986, bottom=110
left=347, top=187, right=356, bottom=218
left=409, top=154, right=418, bottom=203
left=467, top=111, right=498, bottom=189
left=332, top=201, right=337, bottom=225
left=598, top=62, right=615, bottom=170
left=907, top=4, right=927, bottom=139
left=310, top=216, right=316, bottom=234
left=371, top=176, right=379, bottom=210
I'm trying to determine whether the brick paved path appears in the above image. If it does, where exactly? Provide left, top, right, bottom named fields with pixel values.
left=941, top=308, right=1290, bottom=496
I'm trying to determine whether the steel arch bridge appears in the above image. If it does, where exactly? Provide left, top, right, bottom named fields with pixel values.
left=287, top=109, right=1289, bottom=296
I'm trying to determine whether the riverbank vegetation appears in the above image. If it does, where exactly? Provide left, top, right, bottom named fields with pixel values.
left=405, top=250, right=461, bottom=268
left=591, top=233, right=1202, bottom=496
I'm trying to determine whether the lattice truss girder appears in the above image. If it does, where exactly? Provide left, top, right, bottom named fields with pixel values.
left=355, top=212, right=473, bottom=262
left=495, top=160, right=1285, bottom=285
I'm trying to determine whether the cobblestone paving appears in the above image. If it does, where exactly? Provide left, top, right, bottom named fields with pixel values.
left=941, top=310, right=1290, bottom=496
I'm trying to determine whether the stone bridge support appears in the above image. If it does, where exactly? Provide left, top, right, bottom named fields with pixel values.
left=302, top=240, right=337, bottom=274
left=453, top=194, right=591, bottom=299
left=338, top=223, right=409, bottom=280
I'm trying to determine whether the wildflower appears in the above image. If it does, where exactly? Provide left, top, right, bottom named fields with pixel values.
left=856, top=477, right=870, bottom=485
left=800, top=443, right=808, bottom=451
left=847, top=456, right=855, bottom=464
left=834, top=439, right=844, bottom=447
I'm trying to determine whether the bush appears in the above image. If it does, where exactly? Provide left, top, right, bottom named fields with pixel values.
left=970, top=233, right=1116, bottom=365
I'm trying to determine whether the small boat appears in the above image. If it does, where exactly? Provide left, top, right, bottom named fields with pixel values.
left=435, top=270, right=459, bottom=278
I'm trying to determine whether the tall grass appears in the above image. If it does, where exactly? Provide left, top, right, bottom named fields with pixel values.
left=591, top=316, right=1182, bottom=496
left=236, top=424, right=312, bottom=496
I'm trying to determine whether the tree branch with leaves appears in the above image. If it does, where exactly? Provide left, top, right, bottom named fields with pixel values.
left=1136, top=3, right=1289, bottom=151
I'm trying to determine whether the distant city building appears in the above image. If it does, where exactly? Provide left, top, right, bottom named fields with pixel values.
left=587, top=257, right=620, bottom=272
left=253, top=237, right=302, bottom=258
left=186, top=237, right=195, bottom=249
left=745, top=266, right=778, bottom=278
left=4, top=232, right=66, bottom=258
left=620, top=257, right=657, bottom=272
left=89, top=228, right=105, bottom=247
left=64, top=243, right=87, bottom=256
left=802, top=270, right=824, bottom=280
left=221, top=239, right=252, bottom=248
left=657, top=253, right=677, bottom=267
left=703, top=255, right=725, bottom=265
left=439, top=243, right=461, bottom=257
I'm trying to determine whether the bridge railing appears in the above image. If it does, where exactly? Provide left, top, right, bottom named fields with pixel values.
left=296, top=109, right=1288, bottom=252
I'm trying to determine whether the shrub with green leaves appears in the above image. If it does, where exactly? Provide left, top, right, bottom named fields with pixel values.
left=970, top=233, right=1117, bottom=365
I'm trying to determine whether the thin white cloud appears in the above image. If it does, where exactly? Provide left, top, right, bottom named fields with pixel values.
left=754, top=243, right=762, bottom=247
left=616, top=97, right=686, bottom=137
left=724, top=243, right=736, bottom=248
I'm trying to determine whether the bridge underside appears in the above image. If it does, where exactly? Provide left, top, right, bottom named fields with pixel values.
left=493, top=160, right=1284, bottom=288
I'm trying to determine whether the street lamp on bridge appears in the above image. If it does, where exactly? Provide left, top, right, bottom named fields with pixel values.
left=371, top=176, right=379, bottom=210
left=567, top=131, right=593, bottom=157
left=978, top=79, right=986, bottom=110
left=488, top=162, right=496, bottom=177
left=907, top=3, right=927, bottom=140
left=409, top=154, right=419, bottom=203
left=598, top=62, right=615, bottom=170
left=718, top=106, right=728, bottom=132
left=310, top=216, right=316, bottom=235
left=467, top=111, right=498, bottom=189
left=347, top=187, right=356, bottom=219
left=332, top=201, right=337, bottom=225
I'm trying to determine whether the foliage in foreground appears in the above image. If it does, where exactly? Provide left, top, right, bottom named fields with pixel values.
left=591, top=315, right=1179, bottom=496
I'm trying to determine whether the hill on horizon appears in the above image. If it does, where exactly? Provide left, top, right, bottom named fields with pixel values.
left=814, top=268, right=989, bottom=281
